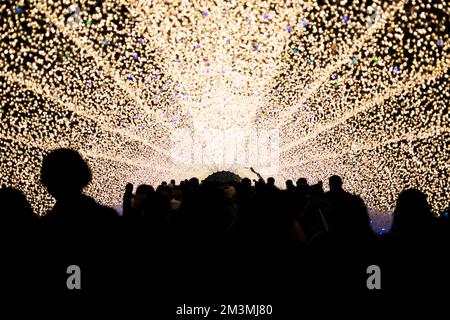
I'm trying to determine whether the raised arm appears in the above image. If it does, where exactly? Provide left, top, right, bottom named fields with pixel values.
left=250, top=167, right=264, bottom=182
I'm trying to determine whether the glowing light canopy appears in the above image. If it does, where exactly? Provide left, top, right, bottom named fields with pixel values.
left=0, top=0, right=449, bottom=215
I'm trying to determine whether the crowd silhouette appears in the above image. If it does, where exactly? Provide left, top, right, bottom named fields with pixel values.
left=1, top=148, right=449, bottom=303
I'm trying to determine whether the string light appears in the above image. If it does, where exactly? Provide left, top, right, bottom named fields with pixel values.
left=0, top=0, right=448, bottom=216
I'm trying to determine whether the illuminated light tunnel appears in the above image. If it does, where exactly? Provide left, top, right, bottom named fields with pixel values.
left=0, top=0, right=449, bottom=217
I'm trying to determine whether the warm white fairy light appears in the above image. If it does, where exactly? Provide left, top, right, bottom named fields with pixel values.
left=0, top=0, right=448, bottom=215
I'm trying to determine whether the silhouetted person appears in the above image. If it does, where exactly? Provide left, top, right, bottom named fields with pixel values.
left=123, top=183, right=155, bottom=220
left=135, top=184, right=155, bottom=216
left=309, top=182, right=324, bottom=197
left=190, top=177, right=199, bottom=186
left=302, top=183, right=332, bottom=242
left=235, top=178, right=254, bottom=221
left=0, top=187, right=40, bottom=294
left=324, top=175, right=353, bottom=232
left=241, top=177, right=252, bottom=189
left=390, top=188, right=435, bottom=238
left=170, top=187, right=183, bottom=211
left=266, top=177, right=278, bottom=191
left=285, top=179, right=295, bottom=192
left=335, top=194, right=374, bottom=239
left=384, top=189, right=449, bottom=291
left=293, top=177, right=310, bottom=214
left=310, top=193, right=377, bottom=291
left=0, top=187, right=35, bottom=224
left=0, top=186, right=37, bottom=251
left=40, top=148, right=117, bottom=224
left=328, top=175, right=343, bottom=193
left=296, top=178, right=308, bottom=188
left=39, top=148, right=119, bottom=292
left=144, top=185, right=171, bottom=229
left=123, top=183, right=134, bottom=217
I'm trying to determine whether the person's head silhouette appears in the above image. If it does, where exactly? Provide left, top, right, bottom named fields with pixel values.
left=391, top=188, right=433, bottom=235
left=189, top=177, right=199, bottom=187
left=0, top=187, right=35, bottom=223
left=267, top=177, right=275, bottom=186
left=296, top=178, right=308, bottom=187
left=286, top=179, right=294, bottom=189
left=309, top=183, right=324, bottom=197
left=241, top=177, right=251, bottom=188
left=41, top=148, right=92, bottom=201
left=329, top=175, right=343, bottom=192
left=340, top=195, right=371, bottom=235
